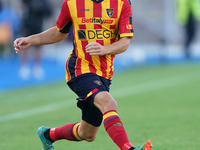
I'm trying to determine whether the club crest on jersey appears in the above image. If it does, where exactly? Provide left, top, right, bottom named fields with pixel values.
left=106, top=9, right=114, bottom=17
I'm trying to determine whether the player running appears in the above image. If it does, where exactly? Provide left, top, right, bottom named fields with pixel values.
left=14, top=0, right=153, bottom=150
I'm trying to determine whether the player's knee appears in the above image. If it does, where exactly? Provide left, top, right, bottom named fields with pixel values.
left=104, top=98, right=117, bottom=110
left=94, top=92, right=118, bottom=113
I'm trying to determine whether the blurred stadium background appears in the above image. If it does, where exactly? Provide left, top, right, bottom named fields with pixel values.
left=0, top=0, right=200, bottom=91
left=0, top=0, right=200, bottom=90
left=0, top=0, right=200, bottom=149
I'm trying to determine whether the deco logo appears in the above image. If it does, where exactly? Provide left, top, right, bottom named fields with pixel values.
left=78, top=30, right=87, bottom=40
left=78, top=30, right=117, bottom=40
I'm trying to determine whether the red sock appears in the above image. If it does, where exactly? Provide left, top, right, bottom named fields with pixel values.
left=103, top=110, right=133, bottom=150
left=49, top=123, right=82, bottom=141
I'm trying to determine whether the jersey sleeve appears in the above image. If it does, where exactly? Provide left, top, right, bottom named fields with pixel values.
left=56, top=0, right=72, bottom=33
left=118, top=0, right=134, bottom=39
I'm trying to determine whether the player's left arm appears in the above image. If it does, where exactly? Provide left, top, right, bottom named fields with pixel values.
left=85, top=37, right=130, bottom=56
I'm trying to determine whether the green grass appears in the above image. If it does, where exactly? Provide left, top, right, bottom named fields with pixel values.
left=1, top=64, right=200, bottom=150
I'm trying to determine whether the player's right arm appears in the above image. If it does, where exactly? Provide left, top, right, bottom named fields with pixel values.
left=14, top=27, right=68, bottom=54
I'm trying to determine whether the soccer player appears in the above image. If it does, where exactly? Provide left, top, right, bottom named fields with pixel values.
left=14, top=0, right=153, bottom=150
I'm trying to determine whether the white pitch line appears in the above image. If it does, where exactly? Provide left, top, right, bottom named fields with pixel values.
left=0, top=100, right=75, bottom=123
left=0, top=71, right=200, bottom=123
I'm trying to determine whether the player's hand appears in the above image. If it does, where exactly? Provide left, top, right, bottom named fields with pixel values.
left=13, top=37, right=31, bottom=54
left=85, top=42, right=107, bottom=56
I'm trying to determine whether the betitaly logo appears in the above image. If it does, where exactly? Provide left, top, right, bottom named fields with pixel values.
left=82, top=17, right=113, bottom=24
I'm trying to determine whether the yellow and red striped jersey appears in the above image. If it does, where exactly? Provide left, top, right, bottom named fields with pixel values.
left=56, top=0, right=133, bottom=82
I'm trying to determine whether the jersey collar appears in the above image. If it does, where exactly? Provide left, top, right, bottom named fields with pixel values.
left=91, top=0, right=104, bottom=4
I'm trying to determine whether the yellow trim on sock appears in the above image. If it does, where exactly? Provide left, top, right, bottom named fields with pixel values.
left=73, top=123, right=82, bottom=141
left=103, top=111, right=118, bottom=122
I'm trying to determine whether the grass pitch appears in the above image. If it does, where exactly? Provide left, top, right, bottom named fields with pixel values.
left=0, top=63, right=200, bottom=150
